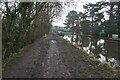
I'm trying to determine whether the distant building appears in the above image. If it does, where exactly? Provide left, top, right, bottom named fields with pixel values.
left=52, top=26, right=71, bottom=33
left=112, top=34, right=118, bottom=39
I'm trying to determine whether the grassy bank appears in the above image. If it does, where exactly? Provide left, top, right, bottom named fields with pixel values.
left=57, top=34, right=118, bottom=77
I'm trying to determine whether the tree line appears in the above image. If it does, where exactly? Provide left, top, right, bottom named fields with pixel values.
left=1, top=2, right=64, bottom=60
left=64, top=1, right=119, bottom=43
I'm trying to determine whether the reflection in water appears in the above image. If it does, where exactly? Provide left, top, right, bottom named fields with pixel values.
left=63, top=36, right=72, bottom=43
left=98, top=54, right=106, bottom=62
left=63, top=35, right=120, bottom=67
left=97, top=39, right=104, bottom=46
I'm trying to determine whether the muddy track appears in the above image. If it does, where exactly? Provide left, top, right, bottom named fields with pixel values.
left=3, top=35, right=115, bottom=78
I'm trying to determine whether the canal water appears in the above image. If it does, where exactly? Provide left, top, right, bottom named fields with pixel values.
left=63, top=35, right=120, bottom=67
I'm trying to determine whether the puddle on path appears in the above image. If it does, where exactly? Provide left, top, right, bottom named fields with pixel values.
left=50, top=40, right=56, bottom=44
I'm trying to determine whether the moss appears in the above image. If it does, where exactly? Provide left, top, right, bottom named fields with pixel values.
left=88, top=54, right=95, bottom=59
left=98, top=62, right=111, bottom=69
left=118, top=72, right=120, bottom=79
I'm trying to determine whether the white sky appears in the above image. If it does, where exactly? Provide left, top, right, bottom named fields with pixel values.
left=52, top=0, right=109, bottom=27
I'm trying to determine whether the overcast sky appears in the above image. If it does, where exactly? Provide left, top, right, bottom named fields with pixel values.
left=52, top=0, right=109, bottom=27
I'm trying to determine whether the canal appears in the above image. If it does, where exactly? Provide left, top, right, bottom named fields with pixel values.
left=63, top=35, right=120, bottom=67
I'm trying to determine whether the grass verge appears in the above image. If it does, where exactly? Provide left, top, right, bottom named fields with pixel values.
left=57, top=34, right=118, bottom=77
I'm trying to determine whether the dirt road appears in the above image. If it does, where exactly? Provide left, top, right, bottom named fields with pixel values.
left=3, top=35, right=116, bottom=78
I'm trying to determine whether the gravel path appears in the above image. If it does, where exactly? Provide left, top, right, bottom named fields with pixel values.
left=3, top=34, right=116, bottom=78
left=43, top=40, right=71, bottom=78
